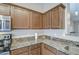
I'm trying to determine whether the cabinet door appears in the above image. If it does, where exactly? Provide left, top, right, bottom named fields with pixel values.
left=41, top=43, right=57, bottom=55
left=59, top=6, right=65, bottom=29
left=11, top=47, right=29, bottom=55
left=51, top=5, right=65, bottom=29
left=29, top=43, right=41, bottom=55
left=43, top=11, right=51, bottom=29
left=0, top=4, right=11, bottom=16
left=30, top=48, right=41, bottom=55
left=42, top=48, right=55, bottom=55
left=51, top=7, right=59, bottom=29
left=31, top=11, right=43, bottom=29
left=43, top=14, right=46, bottom=28
left=12, top=6, right=30, bottom=29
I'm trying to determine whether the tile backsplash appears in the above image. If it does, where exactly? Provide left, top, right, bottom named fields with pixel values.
left=12, top=29, right=65, bottom=37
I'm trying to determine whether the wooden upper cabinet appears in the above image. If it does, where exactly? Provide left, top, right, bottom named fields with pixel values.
left=51, top=7, right=59, bottom=29
left=31, top=11, right=43, bottom=29
left=0, top=3, right=65, bottom=29
left=51, top=4, right=65, bottom=29
left=0, top=4, right=11, bottom=16
left=43, top=11, right=51, bottom=29
left=43, top=14, right=46, bottom=28
left=12, top=6, right=30, bottom=29
left=11, top=5, right=43, bottom=29
left=59, top=6, right=65, bottom=29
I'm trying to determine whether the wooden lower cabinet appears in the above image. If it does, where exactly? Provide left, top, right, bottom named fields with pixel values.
left=11, top=46, right=29, bottom=55
left=30, top=48, right=41, bottom=55
left=42, top=47, right=55, bottom=55
left=41, top=43, right=57, bottom=55
left=29, top=43, right=41, bottom=55
left=19, top=52, right=28, bottom=55
left=11, top=43, right=41, bottom=55
left=11, top=43, right=66, bottom=55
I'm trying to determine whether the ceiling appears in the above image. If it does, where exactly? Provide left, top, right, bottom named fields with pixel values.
left=13, top=3, right=60, bottom=13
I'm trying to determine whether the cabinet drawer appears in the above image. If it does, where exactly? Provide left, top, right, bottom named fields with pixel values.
left=11, top=47, right=29, bottom=55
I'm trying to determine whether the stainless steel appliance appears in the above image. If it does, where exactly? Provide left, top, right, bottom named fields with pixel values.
left=0, top=34, right=12, bottom=55
left=0, top=15, right=11, bottom=32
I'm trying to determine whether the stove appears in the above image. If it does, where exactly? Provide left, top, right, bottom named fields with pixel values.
left=0, top=34, right=12, bottom=55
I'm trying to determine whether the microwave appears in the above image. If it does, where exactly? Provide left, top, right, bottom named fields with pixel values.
left=0, top=15, right=11, bottom=32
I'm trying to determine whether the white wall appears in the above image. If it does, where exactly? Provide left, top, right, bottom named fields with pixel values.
left=69, top=4, right=79, bottom=34
left=70, top=3, right=79, bottom=21
left=73, top=21, right=79, bottom=33
left=12, top=29, right=44, bottom=36
left=66, top=4, right=79, bottom=34
left=64, top=3, right=72, bottom=35
left=12, top=29, right=65, bottom=37
left=43, top=29, right=65, bottom=36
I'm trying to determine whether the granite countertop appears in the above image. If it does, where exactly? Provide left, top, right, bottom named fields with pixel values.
left=53, top=35, right=79, bottom=42
left=11, top=36, right=79, bottom=55
left=12, top=34, right=79, bottom=42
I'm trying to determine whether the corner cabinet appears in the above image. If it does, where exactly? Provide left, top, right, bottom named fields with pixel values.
left=51, top=4, right=65, bottom=29
left=30, top=11, right=43, bottom=29
left=43, top=4, right=65, bottom=29
left=29, top=43, right=41, bottom=55
left=11, top=43, right=66, bottom=55
left=41, top=43, right=57, bottom=55
left=43, top=11, right=51, bottom=29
